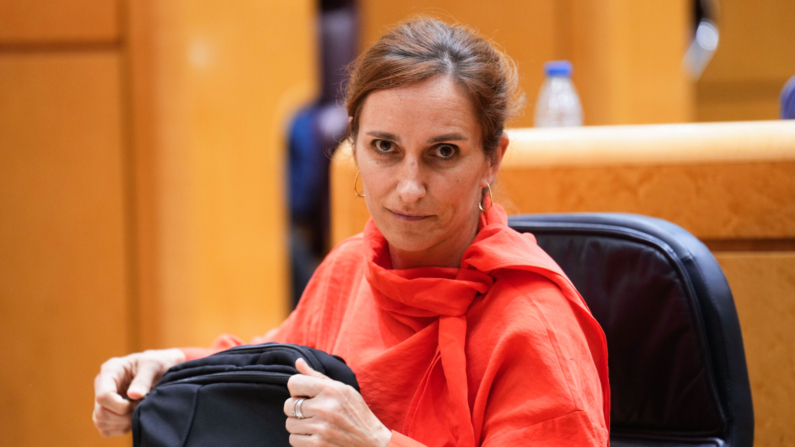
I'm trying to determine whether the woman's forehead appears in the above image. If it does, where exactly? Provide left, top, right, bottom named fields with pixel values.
left=358, top=77, right=480, bottom=140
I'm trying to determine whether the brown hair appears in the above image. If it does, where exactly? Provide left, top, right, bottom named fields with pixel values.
left=345, top=17, right=525, bottom=157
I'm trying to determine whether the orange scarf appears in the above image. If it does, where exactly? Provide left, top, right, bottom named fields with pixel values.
left=363, top=204, right=610, bottom=446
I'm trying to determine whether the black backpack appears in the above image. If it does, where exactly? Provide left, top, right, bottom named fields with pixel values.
left=132, top=343, right=359, bottom=447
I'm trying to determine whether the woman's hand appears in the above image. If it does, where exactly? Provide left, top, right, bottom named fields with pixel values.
left=284, top=358, right=392, bottom=447
left=92, top=348, right=186, bottom=437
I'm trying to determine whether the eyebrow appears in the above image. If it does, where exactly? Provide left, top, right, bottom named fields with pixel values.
left=365, top=131, right=468, bottom=144
left=366, top=131, right=400, bottom=142
left=427, top=133, right=468, bottom=144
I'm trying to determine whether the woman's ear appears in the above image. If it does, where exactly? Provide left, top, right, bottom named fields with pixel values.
left=481, top=133, right=509, bottom=187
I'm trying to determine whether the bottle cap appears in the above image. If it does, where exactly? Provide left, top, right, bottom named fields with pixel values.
left=544, top=60, right=573, bottom=77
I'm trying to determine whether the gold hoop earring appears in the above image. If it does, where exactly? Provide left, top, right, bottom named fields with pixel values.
left=353, top=171, right=365, bottom=198
left=479, top=184, right=493, bottom=212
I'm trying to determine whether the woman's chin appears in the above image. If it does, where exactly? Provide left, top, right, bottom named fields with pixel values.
left=384, top=231, right=437, bottom=255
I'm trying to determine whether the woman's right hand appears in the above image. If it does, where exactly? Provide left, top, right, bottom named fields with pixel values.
left=92, top=348, right=186, bottom=437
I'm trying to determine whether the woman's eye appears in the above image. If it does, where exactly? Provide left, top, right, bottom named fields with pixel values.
left=436, top=145, right=457, bottom=158
left=373, top=140, right=393, bottom=153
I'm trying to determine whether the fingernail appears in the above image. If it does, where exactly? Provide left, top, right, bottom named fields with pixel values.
left=129, top=388, right=145, bottom=398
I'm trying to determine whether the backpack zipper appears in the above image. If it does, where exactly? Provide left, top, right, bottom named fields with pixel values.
left=166, top=370, right=291, bottom=386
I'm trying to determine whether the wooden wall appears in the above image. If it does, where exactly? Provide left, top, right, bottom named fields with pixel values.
left=359, top=0, right=554, bottom=129
left=0, top=1, right=128, bottom=445
left=697, top=0, right=795, bottom=122
left=0, top=0, right=316, bottom=445
left=361, top=0, right=795, bottom=125
left=127, top=0, right=316, bottom=352
left=359, top=0, right=693, bottom=126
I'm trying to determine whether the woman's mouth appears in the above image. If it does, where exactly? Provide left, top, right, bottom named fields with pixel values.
left=388, top=209, right=431, bottom=222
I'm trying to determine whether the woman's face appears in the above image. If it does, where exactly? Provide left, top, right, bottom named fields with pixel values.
left=355, top=76, right=507, bottom=269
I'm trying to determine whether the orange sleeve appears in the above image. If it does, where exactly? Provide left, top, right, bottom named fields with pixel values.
left=388, top=431, right=427, bottom=447
left=473, top=273, right=609, bottom=446
left=481, top=411, right=604, bottom=447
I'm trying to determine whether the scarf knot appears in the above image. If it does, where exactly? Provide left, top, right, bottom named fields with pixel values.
left=361, top=206, right=514, bottom=446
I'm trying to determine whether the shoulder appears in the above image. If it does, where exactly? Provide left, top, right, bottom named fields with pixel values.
left=275, top=233, right=367, bottom=349
left=322, top=233, right=365, bottom=265
left=305, top=233, right=367, bottom=285
left=467, top=221, right=601, bottom=350
left=303, top=232, right=367, bottom=300
left=473, top=268, right=604, bottom=362
left=467, top=270, right=609, bottom=437
left=469, top=269, right=580, bottom=350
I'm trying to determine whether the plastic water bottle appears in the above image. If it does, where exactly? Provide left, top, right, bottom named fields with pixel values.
left=534, top=60, right=583, bottom=127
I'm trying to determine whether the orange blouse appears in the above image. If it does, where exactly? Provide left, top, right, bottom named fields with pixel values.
left=183, top=205, right=610, bottom=446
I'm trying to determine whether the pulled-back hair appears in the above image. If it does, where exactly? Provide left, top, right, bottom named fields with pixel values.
left=345, top=17, right=525, bottom=157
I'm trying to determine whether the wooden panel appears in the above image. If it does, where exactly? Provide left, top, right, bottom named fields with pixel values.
left=498, top=123, right=795, bottom=240
left=499, top=162, right=795, bottom=240
left=0, top=0, right=119, bottom=43
left=128, top=0, right=317, bottom=349
left=358, top=0, right=556, bottom=128
left=715, top=253, right=795, bottom=447
left=701, top=0, right=795, bottom=83
left=697, top=92, right=782, bottom=122
left=566, top=0, right=693, bottom=125
left=0, top=53, right=128, bottom=445
left=697, top=0, right=795, bottom=122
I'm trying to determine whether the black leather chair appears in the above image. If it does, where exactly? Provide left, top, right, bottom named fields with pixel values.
left=508, top=213, right=754, bottom=447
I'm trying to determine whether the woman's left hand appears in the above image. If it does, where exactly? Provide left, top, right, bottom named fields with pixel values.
left=284, top=358, right=392, bottom=447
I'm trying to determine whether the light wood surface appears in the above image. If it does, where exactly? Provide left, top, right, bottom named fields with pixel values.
left=0, top=52, right=129, bottom=446
left=716, top=253, right=795, bottom=447
left=0, top=0, right=119, bottom=43
left=504, top=121, right=795, bottom=166
left=700, top=0, right=795, bottom=83
left=564, top=0, right=693, bottom=125
left=497, top=161, right=795, bottom=240
left=127, top=0, right=317, bottom=349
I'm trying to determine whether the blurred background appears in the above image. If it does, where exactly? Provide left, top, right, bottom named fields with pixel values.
left=0, top=0, right=793, bottom=445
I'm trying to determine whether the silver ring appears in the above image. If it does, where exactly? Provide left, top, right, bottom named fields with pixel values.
left=293, top=398, right=306, bottom=419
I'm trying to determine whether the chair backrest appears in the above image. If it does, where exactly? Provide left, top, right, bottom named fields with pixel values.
left=509, top=213, right=754, bottom=447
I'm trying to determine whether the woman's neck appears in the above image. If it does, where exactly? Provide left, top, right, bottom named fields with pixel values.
left=387, top=221, right=479, bottom=270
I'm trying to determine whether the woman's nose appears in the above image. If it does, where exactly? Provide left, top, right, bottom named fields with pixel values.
left=395, top=160, right=426, bottom=203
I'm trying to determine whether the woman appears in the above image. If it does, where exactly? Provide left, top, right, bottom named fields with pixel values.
left=93, top=18, right=610, bottom=446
